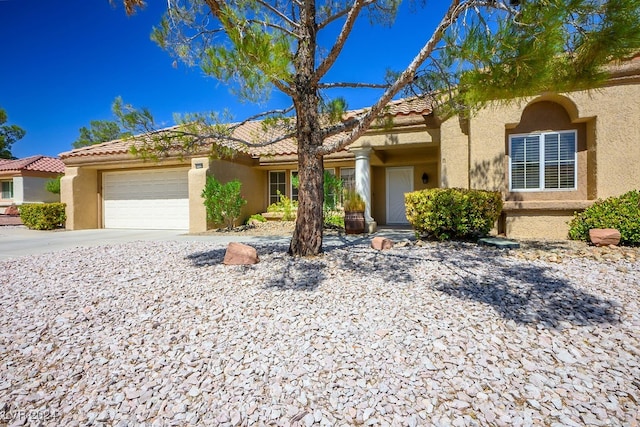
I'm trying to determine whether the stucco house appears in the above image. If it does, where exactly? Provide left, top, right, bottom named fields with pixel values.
left=60, top=57, right=640, bottom=239
left=0, top=155, right=64, bottom=213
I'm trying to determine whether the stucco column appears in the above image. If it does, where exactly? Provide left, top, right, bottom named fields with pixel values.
left=188, top=157, right=211, bottom=233
left=60, top=167, right=98, bottom=230
left=352, top=147, right=377, bottom=233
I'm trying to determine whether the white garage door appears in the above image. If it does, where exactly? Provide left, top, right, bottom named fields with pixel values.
left=103, top=169, right=189, bottom=230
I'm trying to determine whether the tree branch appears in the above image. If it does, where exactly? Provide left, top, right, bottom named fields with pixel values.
left=318, top=82, right=390, bottom=89
left=315, top=0, right=366, bottom=81
left=318, top=0, right=509, bottom=155
left=255, top=0, right=300, bottom=29
left=316, top=0, right=376, bottom=30
left=227, top=105, right=296, bottom=130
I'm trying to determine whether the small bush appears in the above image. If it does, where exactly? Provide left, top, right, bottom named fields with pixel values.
left=19, top=203, right=66, bottom=230
left=568, top=190, right=640, bottom=245
left=202, top=176, right=247, bottom=229
left=405, top=188, right=503, bottom=240
left=247, top=213, right=267, bottom=224
left=267, top=191, right=298, bottom=221
left=324, top=211, right=345, bottom=229
left=45, top=175, right=62, bottom=194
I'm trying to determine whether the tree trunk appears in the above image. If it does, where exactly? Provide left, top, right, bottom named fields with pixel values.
left=289, top=143, right=324, bottom=256
left=288, top=0, right=324, bottom=257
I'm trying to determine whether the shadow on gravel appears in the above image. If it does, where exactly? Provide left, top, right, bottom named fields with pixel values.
left=186, top=248, right=228, bottom=267
left=428, top=245, right=621, bottom=328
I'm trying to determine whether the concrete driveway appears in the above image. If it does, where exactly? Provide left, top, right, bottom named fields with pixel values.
left=0, top=227, right=292, bottom=260
left=0, top=226, right=415, bottom=260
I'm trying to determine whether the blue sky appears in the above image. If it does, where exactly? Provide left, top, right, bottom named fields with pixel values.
left=1, top=0, right=449, bottom=159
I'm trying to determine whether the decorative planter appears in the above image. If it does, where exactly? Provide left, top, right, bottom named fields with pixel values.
left=344, top=210, right=365, bottom=234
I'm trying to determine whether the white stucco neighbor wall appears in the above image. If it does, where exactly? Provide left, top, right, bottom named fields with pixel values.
left=11, top=177, right=24, bottom=204
left=19, top=176, right=60, bottom=203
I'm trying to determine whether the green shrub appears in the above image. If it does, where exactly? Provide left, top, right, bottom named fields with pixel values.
left=45, top=175, right=62, bottom=194
left=405, top=188, right=503, bottom=240
left=201, top=176, right=247, bottom=229
left=324, top=210, right=345, bottom=229
left=267, top=191, right=298, bottom=221
left=568, top=190, right=640, bottom=245
left=247, top=213, right=267, bottom=224
left=19, top=203, right=66, bottom=230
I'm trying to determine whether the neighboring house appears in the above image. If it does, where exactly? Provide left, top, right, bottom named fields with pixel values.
left=0, top=155, right=65, bottom=213
left=60, top=58, right=640, bottom=239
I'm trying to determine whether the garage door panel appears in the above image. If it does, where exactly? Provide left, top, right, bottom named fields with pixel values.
left=103, top=169, right=189, bottom=230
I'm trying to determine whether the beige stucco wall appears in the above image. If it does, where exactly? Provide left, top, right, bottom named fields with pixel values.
left=459, top=80, right=640, bottom=240
left=61, top=167, right=98, bottom=230
left=439, top=116, right=469, bottom=189
left=209, top=158, right=267, bottom=224
left=188, top=158, right=210, bottom=233
left=568, top=85, right=640, bottom=199
left=504, top=212, right=576, bottom=240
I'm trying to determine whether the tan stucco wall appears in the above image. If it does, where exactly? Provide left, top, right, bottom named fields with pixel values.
left=504, top=212, right=576, bottom=240
left=188, top=158, right=210, bottom=233
left=568, top=85, right=640, bottom=199
left=61, top=167, right=98, bottom=230
left=439, top=116, right=469, bottom=188
left=460, top=81, right=640, bottom=239
left=209, top=159, right=267, bottom=224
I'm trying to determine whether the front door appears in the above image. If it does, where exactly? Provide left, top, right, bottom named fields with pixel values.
left=386, top=167, right=413, bottom=224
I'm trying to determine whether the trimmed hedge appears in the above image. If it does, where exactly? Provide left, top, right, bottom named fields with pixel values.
left=19, top=203, right=66, bottom=230
left=405, top=188, right=503, bottom=240
left=568, top=190, right=640, bottom=246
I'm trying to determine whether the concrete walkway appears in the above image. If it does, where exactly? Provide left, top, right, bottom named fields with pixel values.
left=0, top=226, right=415, bottom=260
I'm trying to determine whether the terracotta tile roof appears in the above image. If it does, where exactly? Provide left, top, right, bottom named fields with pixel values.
left=345, top=96, right=432, bottom=119
left=0, top=155, right=65, bottom=173
left=59, top=97, right=433, bottom=161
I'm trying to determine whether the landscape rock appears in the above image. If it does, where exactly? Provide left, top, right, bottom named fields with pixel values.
left=223, top=242, right=259, bottom=265
left=589, top=228, right=621, bottom=246
left=371, top=236, right=394, bottom=250
left=4, top=205, right=19, bottom=216
left=0, top=239, right=638, bottom=425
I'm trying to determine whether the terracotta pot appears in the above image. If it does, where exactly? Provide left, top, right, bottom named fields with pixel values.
left=344, top=210, right=365, bottom=234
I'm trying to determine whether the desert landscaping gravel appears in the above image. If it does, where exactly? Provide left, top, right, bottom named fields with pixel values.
left=1, top=238, right=639, bottom=426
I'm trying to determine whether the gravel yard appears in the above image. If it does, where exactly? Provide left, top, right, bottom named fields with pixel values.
left=1, top=239, right=639, bottom=426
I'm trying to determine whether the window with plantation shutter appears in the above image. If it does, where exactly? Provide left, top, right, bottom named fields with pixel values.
left=509, top=131, right=576, bottom=191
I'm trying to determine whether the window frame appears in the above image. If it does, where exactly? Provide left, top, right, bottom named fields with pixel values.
left=268, top=171, right=287, bottom=205
left=290, top=170, right=299, bottom=201
left=1, top=180, right=14, bottom=200
left=508, top=130, right=578, bottom=192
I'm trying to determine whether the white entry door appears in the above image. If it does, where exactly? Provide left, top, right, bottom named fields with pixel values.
left=386, top=167, right=413, bottom=224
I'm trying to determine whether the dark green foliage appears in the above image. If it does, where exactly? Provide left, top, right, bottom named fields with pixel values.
left=201, top=176, right=247, bottom=229
left=19, top=203, right=66, bottom=230
left=568, top=190, right=640, bottom=245
left=73, top=118, right=131, bottom=148
left=0, top=108, right=26, bottom=159
left=412, top=0, right=640, bottom=110
left=405, top=188, right=503, bottom=240
left=45, top=175, right=62, bottom=194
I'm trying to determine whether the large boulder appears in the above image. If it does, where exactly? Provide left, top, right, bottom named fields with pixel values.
left=223, top=242, right=259, bottom=265
left=5, top=205, right=19, bottom=216
left=589, top=228, right=621, bottom=246
left=371, top=236, right=394, bottom=250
